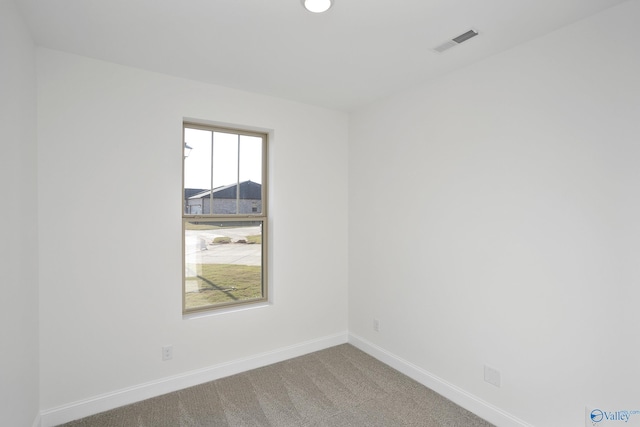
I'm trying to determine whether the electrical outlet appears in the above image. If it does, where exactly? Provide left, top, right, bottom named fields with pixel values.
left=162, top=345, right=173, bottom=361
left=373, top=318, right=380, bottom=332
left=484, top=365, right=501, bottom=387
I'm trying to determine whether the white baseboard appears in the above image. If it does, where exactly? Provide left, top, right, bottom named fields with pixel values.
left=348, top=333, right=533, bottom=427
left=40, top=332, right=348, bottom=427
left=32, top=413, right=41, bottom=427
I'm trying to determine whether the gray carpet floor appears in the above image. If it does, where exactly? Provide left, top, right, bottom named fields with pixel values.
left=58, top=344, right=494, bottom=427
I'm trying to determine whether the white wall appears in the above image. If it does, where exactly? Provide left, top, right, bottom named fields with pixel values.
left=349, top=1, right=640, bottom=426
left=0, top=0, right=39, bottom=426
left=37, top=49, right=349, bottom=415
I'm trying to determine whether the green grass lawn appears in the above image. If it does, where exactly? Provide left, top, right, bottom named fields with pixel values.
left=212, top=235, right=261, bottom=244
left=185, top=263, right=262, bottom=309
left=184, top=222, right=222, bottom=231
left=246, top=234, right=261, bottom=244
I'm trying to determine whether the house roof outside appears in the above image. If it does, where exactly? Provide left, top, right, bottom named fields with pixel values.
left=188, top=181, right=261, bottom=200
left=184, top=188, right=208, bottom=199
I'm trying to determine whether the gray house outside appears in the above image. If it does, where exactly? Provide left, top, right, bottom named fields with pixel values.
left=185, top=180, right=262, bottom=215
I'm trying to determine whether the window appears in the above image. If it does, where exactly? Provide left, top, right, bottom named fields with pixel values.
left=183, top=122, right=268, bottom=314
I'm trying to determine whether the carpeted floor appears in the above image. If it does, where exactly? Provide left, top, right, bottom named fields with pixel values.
left=59, top=344, right=494, bottom=426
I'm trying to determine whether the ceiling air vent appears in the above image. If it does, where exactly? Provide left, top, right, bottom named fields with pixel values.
left=433, top=29, right=479, bottom=53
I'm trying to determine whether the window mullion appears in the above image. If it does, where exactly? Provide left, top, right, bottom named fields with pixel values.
left=209, top=130, right=214, bottom=215
left=236, top=133, right=240, bottom=214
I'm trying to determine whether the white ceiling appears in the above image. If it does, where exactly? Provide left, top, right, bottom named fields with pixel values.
left=16, top=0, right=629, bottom=111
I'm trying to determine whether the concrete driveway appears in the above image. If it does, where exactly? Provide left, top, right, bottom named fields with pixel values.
left=185, top=225, right=262, bottom=266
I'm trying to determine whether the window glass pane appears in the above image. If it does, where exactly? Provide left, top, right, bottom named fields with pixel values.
left=239, top=135, right=263, bottom=214
left=212, top=132, right=239, bottom=214
left=184, top=128, right=212, bottom=214
left=184, top=220, right=263, bottom=311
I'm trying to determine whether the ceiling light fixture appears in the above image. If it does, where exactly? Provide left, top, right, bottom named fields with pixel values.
left=302, top=0, right=332, bottom=13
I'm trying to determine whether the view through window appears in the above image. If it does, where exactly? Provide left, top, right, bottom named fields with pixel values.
left=183, top=123, right=267, bottom=313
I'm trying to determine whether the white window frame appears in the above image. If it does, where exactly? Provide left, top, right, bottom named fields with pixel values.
left=182, top=122, right=268, bottom=314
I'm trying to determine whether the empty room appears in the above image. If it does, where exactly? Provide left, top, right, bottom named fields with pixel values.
left=2, top=0, right=640, bottom=426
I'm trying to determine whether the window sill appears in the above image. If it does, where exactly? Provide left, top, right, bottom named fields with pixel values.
left=183, top=301, right=271, bottom=320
